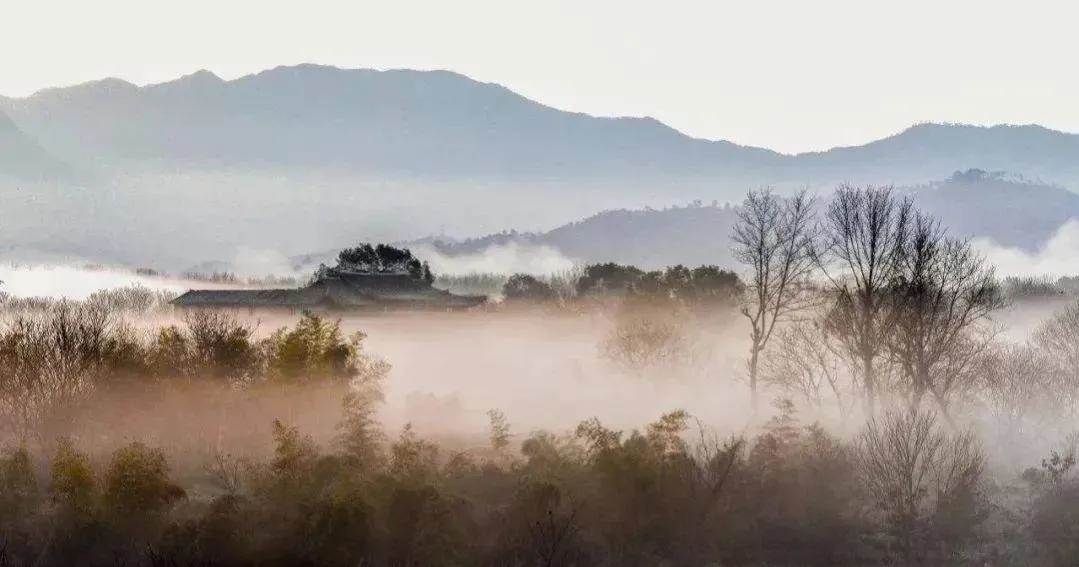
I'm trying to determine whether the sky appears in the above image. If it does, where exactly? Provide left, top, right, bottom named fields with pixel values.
left=2, top=0, right=1076, bottom=153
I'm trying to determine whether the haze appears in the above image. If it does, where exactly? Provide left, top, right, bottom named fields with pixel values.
left=4, top=0, right=1079, bottom=153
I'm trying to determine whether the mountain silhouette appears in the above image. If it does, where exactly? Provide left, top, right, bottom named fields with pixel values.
left=424, top=170, right=1079, bottom=269
left=2, top=65, right=1077, bottom=186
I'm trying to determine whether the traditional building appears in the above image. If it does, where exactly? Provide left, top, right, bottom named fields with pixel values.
left=172, top=267, right=485, bottom=310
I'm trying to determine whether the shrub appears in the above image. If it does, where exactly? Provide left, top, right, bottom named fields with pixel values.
left=264, top=312, right=366, bottom=384
left=576, top=263, right=645, bottom=297
left=50, top=438, right=96, bottom=519
left=857, top=408, right=987, bottom=562
left=102, top=442, right=185, bottom=522
left=502, top=273, right=556, bottom=302
left=1017, top=449, right=1078, bottom=566
left=182, top=310, right=260, bottom=382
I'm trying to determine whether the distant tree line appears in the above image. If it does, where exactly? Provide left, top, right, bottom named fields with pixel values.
left=502, top=263, right=742, bottom=306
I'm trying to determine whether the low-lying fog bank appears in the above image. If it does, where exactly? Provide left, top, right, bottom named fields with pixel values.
left=0, top=264, right=187, bottom=299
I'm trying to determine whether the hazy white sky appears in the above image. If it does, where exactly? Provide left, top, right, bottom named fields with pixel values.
left=3, top=0, right=1076, bottom=153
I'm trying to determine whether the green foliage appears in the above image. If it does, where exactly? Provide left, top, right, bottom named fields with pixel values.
left=269, top=419, right=320, bottom=483
left=50, top=438, right=95, bottom=519
left=102, top=442, right=185, bottom=520
left=389, top=424, right=441, bottom=488
left=264, top=312, right=366, bottom=384
left=502, top=273, right=557, bottom=302
left=576, top=262, right=645, bottom=296
left=576, top=262, right=742, bottom=308
left=0, top=446, right=37, bottom=520
left=335, top=242, right=426, bottom=278
left=487, top=409, right=511, bottom=454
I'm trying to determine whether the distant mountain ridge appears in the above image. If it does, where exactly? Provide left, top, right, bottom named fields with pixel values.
left=0, top=65, right=779, bottom=177
left=2, top=64, right=1078, bottom=185
left=422, top=170, right=1079, bottom=270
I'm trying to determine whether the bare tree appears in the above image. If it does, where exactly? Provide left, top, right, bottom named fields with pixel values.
left=886, top=213, right=1003, bottom=419
left=820, top=185, right=912, bottom=416
left=857, top=408, right=986, bottom=561
left=601, top=307, right=695, bottom=378
left=762, top=317, right=858, bottom=420
left=732, top=188, right=818, bottom=410
left=1032, top=300, right=1079, bottom=415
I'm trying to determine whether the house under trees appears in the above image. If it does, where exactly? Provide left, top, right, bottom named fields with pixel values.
left=172, top=244, right=486, bottom=311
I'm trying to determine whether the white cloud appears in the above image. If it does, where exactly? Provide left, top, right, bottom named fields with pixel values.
left=413, top=242, right=575, bottom=276
left=230, top=247, right=298, bottom=278
left=972, top=219, right=1079, bottom=277
left=0, top=264, right=186, bottom=300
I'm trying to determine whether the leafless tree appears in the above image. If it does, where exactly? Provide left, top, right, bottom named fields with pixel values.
left=857, top=408, right=986, bottom=560
left=732, top=188, right=818, bottom=410
left=762, top=317, right=858, bottom=420
left=0, top=302, right=113, bottom=440
left=820, top=185, right=912, bottom=416
left=601, top=312, right=694, bottom=378
left=1032, top=299, right=1079, bottom=413
left=886, top=213, right=1003, bottom=420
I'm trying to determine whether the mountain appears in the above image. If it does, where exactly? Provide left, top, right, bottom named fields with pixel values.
left=1, top=65, right=1077, bottom=186
left=2, top=65, right=1078, bottom=270
left=913, top=169, right=1079, bottom=251
left=0, top=65, right=779, bottom=177
left=424, top=170, right=1079, bottom=270
left=421, top=204, right=740, bottom=269
left=0, top=109, right=68, bottom=180
left=799, top=123, right=1079, bottom=185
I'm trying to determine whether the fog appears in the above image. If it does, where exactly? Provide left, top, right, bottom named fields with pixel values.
left=0, top=263, right=187, bottom=299
left=414, top=242, right=577, bottom=276
left=3, top=205, right=1079, bottom=565
left=974, top=218, right=1079, bottom=277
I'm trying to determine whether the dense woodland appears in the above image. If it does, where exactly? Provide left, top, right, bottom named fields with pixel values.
left=0, top=186, right=1079, bottom=565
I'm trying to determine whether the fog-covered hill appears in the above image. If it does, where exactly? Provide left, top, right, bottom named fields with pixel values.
left=425, top=171, right=1079, bottom=270
left=913, top=170, right=1079, bottom=251
left=0, top=109, right=67, bottom=181
left=2, top=64, right=1078, bottom=270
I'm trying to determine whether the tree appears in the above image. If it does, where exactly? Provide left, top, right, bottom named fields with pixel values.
left=334, top=243, right=424, bottom=276
left=886, top=213, right=1002, bottom=418
left=103, top=442, right=185, bottom=535
left=857, top=409, right=986, bottom=561
left=503, top=274, right=556, bottom=302
left=820, top=185, right=912, bottom=416
left=732, top=188, right=817, bottom=410
left=1031, top=300, right=1079, bottom=417
left=575, top=263, right=644, bottom=297
left=762, top=317, right=857, bottom=420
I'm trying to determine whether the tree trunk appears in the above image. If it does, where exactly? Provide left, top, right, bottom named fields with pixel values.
left=749, top=346, right=761, bottom=412
left=862, top=354, right=876, bottom=418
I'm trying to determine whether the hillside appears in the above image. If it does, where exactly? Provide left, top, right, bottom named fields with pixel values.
left=2, top=65, right=1078, bottom=270
left=425, top=171, right=1079, bottom=270
left=423, top=204, right=739, bottom=269
left=913, top=169, right=1079, bottom=251
left=1, top=65, right=1077, bottom=187
left=0, top=109, right=68, bottom=180
left=0, top=66, right=779, bottom=177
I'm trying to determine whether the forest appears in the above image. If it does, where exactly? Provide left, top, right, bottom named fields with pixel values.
left=0, top=185, right=1078, bottom=566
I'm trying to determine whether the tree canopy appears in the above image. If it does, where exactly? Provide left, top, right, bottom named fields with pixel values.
left=331, top=243, right=433, bottom=281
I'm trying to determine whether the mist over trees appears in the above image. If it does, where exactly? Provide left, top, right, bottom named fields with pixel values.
left=732, top=189, right=817, bottom=409
left=2, top=182, right=1079, bottom=564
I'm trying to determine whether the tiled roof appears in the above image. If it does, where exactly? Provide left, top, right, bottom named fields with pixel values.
left=172, top=270, right=485, bottom=310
